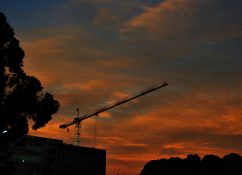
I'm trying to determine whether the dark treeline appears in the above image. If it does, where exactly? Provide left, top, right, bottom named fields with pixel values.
left=140, top=153, right=242, bottom=175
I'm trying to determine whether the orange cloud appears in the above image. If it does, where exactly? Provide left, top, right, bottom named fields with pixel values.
left=121, top=0, right=193, bottom=40
left=121, top=0, right=241, bottom=42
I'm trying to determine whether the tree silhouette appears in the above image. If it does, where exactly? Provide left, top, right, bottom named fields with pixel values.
left=140, top=153, right=242, bottom=175
left=0, top=12, right=59, bottom=142
left=0, top=11, right=59, bottom=175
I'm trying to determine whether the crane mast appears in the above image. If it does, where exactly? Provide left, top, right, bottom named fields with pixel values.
left=60, top=82, right=168, bottom=145
left=75, top=108, right=81, bottom=145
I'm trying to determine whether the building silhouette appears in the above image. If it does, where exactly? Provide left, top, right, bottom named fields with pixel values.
left=6, top=135, right=106, bottom=175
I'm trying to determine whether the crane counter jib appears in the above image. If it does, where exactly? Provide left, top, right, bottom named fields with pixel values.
left=59, top=82, right=168, bottom=129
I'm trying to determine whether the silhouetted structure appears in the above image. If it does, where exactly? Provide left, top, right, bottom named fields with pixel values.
left=6, top=135, right=106, bottom=175
left=140, top=153, right=242, bottom=175
left=60, top=83, right=168, bottom=145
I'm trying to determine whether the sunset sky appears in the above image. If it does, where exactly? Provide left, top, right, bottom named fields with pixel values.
left=1, top=0, right=242, bottom=174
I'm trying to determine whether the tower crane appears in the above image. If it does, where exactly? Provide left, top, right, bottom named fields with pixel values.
left=60, top=82, right=168, bottom=145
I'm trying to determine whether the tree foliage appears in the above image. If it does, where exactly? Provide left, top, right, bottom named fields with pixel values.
left=0, top=12, right=59, bottom=142
left=140, top=153, right=242, bottom=175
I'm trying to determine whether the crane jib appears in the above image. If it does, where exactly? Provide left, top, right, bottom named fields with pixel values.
left=59, top=82, right=168, bottom=129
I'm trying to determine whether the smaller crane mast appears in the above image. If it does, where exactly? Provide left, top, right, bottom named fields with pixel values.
left=60, top=82, right=168, bottom=145
left=75, top=108, right=81, bottom=145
